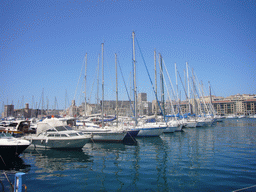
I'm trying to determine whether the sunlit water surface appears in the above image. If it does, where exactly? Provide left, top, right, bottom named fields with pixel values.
left=1, top=118, right=256, bottom=191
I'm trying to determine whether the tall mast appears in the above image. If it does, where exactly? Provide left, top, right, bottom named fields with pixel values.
left=41, top=88, right=44, bottom=116
left=132, top=31, right=137, bottom=125
left=154, top=49, right=158, bottom=118
left=159, top=53, right=165, bottom=120
left=115, top=53, right=118, bottom=127
left=97, top=54, right=100, bottom=112
left=175, top=63, right=179, bottom=114
left=84, top=53, right=87, bottom=117
left=186, top=62, right=191, bottom=113
left=209, top=81, right=212, bottom=106
left=101, top=43, right=104, bottom=127
left=46, top=96, right=49, bottom=116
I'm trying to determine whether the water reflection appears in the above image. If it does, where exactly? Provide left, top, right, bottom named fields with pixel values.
left=16, top=119, right=256, bottom=191
left=220, top=118, right=256, bottom=127
left=23, top=148, right=92, bottom=174
left=0, top=156, right=31, bottom=172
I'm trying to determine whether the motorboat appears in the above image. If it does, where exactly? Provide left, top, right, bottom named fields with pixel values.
left=0, top=132, right=31, bottom=159
left=24, top=118, right=92, bottom=149
left=0, top=120, right=35, bottom=136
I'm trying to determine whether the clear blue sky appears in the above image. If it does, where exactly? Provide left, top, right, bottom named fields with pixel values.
left=1, top=0, right=255, bottom=112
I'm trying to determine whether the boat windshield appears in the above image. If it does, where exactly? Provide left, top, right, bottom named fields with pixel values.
left=55, top=126, right=73, bottom=131
left=7, top=123, right=18, bottom=127
left=64, top=126, right=73, bottom=130
left=0, top=132, right=13, bottom=138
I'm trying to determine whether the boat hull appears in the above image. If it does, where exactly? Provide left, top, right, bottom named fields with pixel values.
left=124, top=130, right=139, bottom=139
left=175, top=124, right=183, bottom=132
left=163, top=126, right=176, bottom=133
left=30, top=137, right=90, bottom=149
left=136, top=127, right=165, bottom=137
left=90, top=132, right=127, bottom=143
left=0, top=145, right=30, bottom=159
left=184, top=121, right=197, bottom=128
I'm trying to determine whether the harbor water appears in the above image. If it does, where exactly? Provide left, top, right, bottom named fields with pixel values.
left=1, top=118, right=256, bottom=191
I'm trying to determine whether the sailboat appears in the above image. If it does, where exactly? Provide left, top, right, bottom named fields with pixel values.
left=130, top=31, right=166, bottom=137
left=77, top=45, right=127, bottom=142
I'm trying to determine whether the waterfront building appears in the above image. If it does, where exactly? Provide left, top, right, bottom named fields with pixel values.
left=4, top=105, right=14, bottom=117
left=2, top=94, right=256, bottom=119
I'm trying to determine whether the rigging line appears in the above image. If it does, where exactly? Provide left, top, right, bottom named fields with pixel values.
left=190, top=75, right=203, bottom=114
left=159, top=60, right=175, bottom=115
left=161, top=59, right=178, bottom=102
left=88, top=63, right=99, bottom=104
left=162, top=58, right=184, bottom=117
left=160, top=59, right=176, bottom=115
left=117, top=59, right=135, bottom=116
left=135, top=37, right=164, bottom=117
left=177, top=71, right=189, bottom=100
left=73, top=59, right=85, bottom=101
left=192, top=70, right=211, bottom=114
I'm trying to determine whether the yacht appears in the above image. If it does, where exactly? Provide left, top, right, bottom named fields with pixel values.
left=51, top=117, right=128, bottom=143
left=0, top=120, right=35, bottom=136
left=0, top=132, right=31, bottom=159
left=24, top=118, right=91, bottom=149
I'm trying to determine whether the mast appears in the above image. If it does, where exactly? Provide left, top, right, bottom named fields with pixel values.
left=175, top=63, right=179, bottom=114
left=101, top=43, right=104, bottom=128
left=159, top=53, right=165, bottom=120
left=209, top=81, right=213, bottom=115
left=154, top=49, right=158, bottom=118
left=97, top=54, right=100, bottom=113
left=132, top=31, right=138, bottom=125
left=46, top=96, right=49, bottom=116
left=115, top=53, right=118, bottom=127
left=84, top=53, right=88, bottom=117
left=42, top=89, right=44, bottom=115
left=186, top=62, right=191, bottom=113
left=191, top=68, right=196, bottom=115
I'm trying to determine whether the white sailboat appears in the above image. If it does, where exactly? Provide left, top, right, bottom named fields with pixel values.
left=131, top=32, right=165, bottom=137
left=77, top=44, right=127, bottom=142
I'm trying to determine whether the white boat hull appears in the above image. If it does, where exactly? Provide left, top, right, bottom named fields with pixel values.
left=164, top=126, right=176, bottom=133
left=166, top=120, right=183, bottom=132
left=136, top=127, right=165, bottom=137
left=28, top=137, right=90, bottom=149
left=89, top=131, right=127, bottom=142
left=184, top=121, right=197, bottom=128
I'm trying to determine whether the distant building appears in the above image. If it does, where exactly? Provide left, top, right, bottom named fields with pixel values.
left=4, top=105, right=14, bottom=117
left=2, top=93, right=256, bottom=118
left=138, top=93, right=147, bottom=103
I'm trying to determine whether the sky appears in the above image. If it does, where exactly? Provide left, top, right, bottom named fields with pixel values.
left=1, top=0, right=256, bottom=112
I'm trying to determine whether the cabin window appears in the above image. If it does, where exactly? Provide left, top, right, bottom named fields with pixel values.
left=77, top=132, right=84, bottom=136
left=64, top=126, right=73, bottom=130
left=68, top=133, right=78, bottom=137
left=55, top=126, right=66, bottom=131
left=46, top=129, right=55, bottom=132
left=67, top=120, right=76, bottom=126
left=60, top=134, right=68, bottom=137
left=48, top=134, right=55, bottom=137
left=8, top=123, right=18, bottom=127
